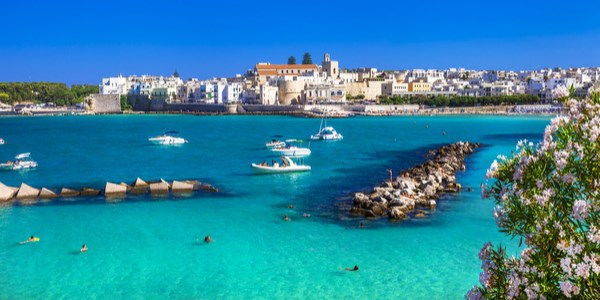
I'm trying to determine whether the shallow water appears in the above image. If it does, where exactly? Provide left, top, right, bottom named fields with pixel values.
left=0, top=114, right=549, bottom=298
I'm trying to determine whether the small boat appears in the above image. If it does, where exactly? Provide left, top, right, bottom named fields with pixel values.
left=149, top=131, right=188, bottom=145
left=0, top=138, right=5, bottom=145
left=266, top=139, right=286, bottom=148
left=270, top=146, right=311, bottom=157
left=310, top=126, right=343, bottom=140
left=251, top=156, right=311, bottom=174
left=0, top=153, right=38, bottom=170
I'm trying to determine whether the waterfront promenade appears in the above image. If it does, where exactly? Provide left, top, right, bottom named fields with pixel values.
left=123, top=103, right=563, bottom=118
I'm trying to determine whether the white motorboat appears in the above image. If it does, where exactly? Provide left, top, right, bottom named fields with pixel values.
left=0, top=138, right=5, bottom=145
left=149, top=131, right=188, bottom=145
left=251, top=156, right=311, bottom=174
left=270, top=146, right=311, bottom=157
left=310, top=126, right=343, bottom=140
left=266, top=139, right=286, bottom=148
left=0, top=153, right=38, bottom=170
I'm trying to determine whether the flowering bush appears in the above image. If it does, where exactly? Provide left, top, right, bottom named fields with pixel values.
left=469, top=96, right=600, bottom=299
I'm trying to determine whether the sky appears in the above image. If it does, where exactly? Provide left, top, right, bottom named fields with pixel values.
left=1, top=0, right=600, bottom=84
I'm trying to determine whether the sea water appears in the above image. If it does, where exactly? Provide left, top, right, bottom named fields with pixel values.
left=0, top=115, right=549, bottom=298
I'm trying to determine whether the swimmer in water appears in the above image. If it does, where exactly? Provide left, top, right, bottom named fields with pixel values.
left=204, top=235, right=213, bottom=243
left=282, top=215, right=291, bottom=222
left=20, top=236, right=39, bottom=244
left=80, top=244, right=88, bottom=253
left=344, top=265, right=359, bottom=271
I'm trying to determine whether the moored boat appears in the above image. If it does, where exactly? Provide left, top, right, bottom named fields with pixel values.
left=149, top=131, right=188, bottom=145
left=0, top=153, right=38, bottom=170
left=310, top=126, right=343, bottom=140
left=0, top=138, right=5, bottom=145
left=266, top=139, right=286, bottom=148
left=270, top=146, right=311, bottom=157
left=251, top=156, right=311, bottom=173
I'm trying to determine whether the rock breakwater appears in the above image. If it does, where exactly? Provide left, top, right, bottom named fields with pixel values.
left=350, top=142, right=480, bottom=221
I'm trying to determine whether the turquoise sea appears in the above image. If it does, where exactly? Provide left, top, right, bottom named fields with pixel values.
left=0, top=115, right=549, bottom=299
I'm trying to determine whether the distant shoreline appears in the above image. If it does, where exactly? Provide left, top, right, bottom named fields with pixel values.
left=0, top=109, right=559, bottom=119
left=1, top=104, right=562, bottom=118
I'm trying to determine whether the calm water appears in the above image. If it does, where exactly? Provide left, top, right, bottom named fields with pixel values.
left=0, top=114, right=549, bottom=298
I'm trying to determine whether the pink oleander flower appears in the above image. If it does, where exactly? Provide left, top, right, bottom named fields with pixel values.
left=551, top=85, right=569, bottom=99
left=583, top=254, right=600, bottom=274
left=536, top=180, right=544, bottom=189
left=574, top=262, right=591, bottom=279
left=534, top=188, right=554, bottom=206
left=486, top=160, right=499, bottom=178
left=560, top=257, right=573, bottom=276
left=525, top=284, right=540, bottom=299
left=493, top=206, right=506, bottom=226
left=521, top=248, right=534, bottom=262
left=507, top=272, right=521, bottom=298
left=588, top=226, right=600, bottom=243
left=479, top=242, right=492, bottom=260
left=560, top=173, right=575, bottom=184
left=559, top=281, right=580, bottom=297
left=479, top=270, right=491, bottom=287
left=466, top=287, right=483, bottom=300
left=567, top=243, right=583, bottom=256
left=554, top=150, right=569, bottom=171
left=572, top=200, right=589, bottom=220
left=474, top=97, right=598, bottom=298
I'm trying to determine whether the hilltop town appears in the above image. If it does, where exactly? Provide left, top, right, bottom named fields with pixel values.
left=2, top=53, right=599, bottom=116
left=100, top=53, right=600, bottom=106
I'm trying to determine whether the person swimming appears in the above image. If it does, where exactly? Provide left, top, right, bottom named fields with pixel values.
left=282, top=215, right=291, bottom=221
left=204, top=235, right=213, bottom=243
left=80, top=244, right=88, bottom=253
left=20, top=236, right=40, bottom=244
left=345, top=265, right=359, bottom=271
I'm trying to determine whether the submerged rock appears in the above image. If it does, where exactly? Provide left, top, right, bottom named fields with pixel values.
left=350, top=142, right=480, bottom=221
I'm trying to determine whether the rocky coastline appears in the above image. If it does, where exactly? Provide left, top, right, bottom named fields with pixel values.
left=350, top=142, right=480, bottom=221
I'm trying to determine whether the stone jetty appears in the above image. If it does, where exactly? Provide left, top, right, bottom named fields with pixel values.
left=350, top=142, right=480, bottom=221
left=0, top=178, right=217, bottom=205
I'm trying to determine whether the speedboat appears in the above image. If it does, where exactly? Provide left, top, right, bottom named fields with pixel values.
left=310, top=126, right=343, bottom=140
left=270, top=146, right=311, bottom=157
left=149, top=131, right=188, bottom=145
left=266, top=139, right=286, bottom=148
left=251, top=156, right=311, bottom=174
left=0, top=153, right=38, bottom=170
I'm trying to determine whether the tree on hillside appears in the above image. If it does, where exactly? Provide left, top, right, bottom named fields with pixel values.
left=173, top=70, right=180, bottom=77
left=0, top=92, right=9, bottom=103
left=287, top=56, right=297, bottom=64
left=468, top=95, right=600, bottom=299
left=302, top=52, right=312, bottom=64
